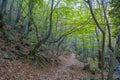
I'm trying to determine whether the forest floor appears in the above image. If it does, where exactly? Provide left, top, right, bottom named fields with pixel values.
left=0, top=38, right=107, bottom=80
left=0, top=53, right=104, bottom=80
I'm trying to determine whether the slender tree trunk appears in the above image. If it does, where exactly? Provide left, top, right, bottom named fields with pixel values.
left=0, top=0, right=8, bottom=22
left=14, top=0, right=23, bottom=26
left=9, top=0, right=14, bottom=24
left=107, top=32, right=120, bottom=80
left=23, top=0, right=33, bottom=35
left=0, top=0, right=8, bottom=14
left=84, top=0, right=106, bottom=79
left=29, top=0, right=54, bottom=55
left=95, top=27, right=102, bottom=69
left=100, top=0, right=115, bottom=79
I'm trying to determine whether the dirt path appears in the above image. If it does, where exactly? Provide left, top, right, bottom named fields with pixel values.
left=0, top=53, right=100, bottom=80
left=61, top=53, right=78, bottom=69
left=38, top=53, right=92, bottom=80
left=63, top=53, right=85, bottom=69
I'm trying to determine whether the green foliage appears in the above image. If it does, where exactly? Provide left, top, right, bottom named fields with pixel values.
left=27, top=32, right=38, bottom=45
left=90, top=67, right=100, bottom=75
left=1, top=0, right=118, bottom=69
left=109, top=0, right=120, bottom=21
left=109, top=0, right=120, bottom=37
left=112, top=27, right=120, bottom=38
left=118, top=49, right=120, bottom=57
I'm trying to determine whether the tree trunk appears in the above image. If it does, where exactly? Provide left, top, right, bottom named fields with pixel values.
left=84, top=0, right=106, bottom=79
left=8, top=0, right=14, bottom=24
left=0, top=0, right=8, bottom=14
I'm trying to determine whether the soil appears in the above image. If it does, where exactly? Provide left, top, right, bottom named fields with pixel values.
left=0, top=52, right=102, bottom=80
